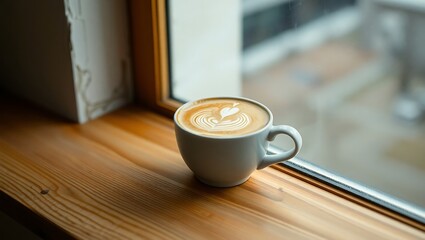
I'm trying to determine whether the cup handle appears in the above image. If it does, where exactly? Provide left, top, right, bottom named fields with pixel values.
left=257, top=125, right=302, bottom=170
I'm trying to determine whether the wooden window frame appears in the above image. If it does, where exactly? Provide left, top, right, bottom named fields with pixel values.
left=129, top=0, right=424, bottom=230
left=130, top=0, right=180, bottom=118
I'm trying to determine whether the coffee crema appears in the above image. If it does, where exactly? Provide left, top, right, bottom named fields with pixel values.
left=176, top=98, right=270, bottom=137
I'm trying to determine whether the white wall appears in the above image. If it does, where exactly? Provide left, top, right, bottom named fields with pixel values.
left=65, top=0, right=133, bottom=122
left=0, top=0, right=133, bottom=123
left=169, top=0, right=241, bottom=101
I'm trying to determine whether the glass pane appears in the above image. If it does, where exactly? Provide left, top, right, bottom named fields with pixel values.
left=168, top=0, right=425, bottom=212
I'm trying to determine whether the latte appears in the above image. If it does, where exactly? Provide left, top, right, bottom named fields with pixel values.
left=176, top=98, right=270, bottom=137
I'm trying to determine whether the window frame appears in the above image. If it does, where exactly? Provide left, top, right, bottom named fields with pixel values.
left=130, top=0, right=180, bottom=118
left=129, top=0, right=424, bottom=229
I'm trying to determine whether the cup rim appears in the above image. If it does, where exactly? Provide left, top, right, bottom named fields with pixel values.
left=174, top=96, right=273, bottom=139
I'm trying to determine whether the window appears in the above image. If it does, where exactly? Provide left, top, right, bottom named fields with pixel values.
left=131, top=0, right=425, bottom=223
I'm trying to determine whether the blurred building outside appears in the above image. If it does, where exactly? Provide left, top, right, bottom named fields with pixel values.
left=169, top=0, right=425, bottom=208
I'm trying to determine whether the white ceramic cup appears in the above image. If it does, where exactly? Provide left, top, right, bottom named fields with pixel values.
left=174, top=97, right=302, bottom=187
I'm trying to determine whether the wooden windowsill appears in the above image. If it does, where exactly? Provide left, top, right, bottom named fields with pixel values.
left=0, top=96, right=423, bottom=239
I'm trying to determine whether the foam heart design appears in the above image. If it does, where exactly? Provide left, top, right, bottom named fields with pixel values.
left=220, top=107, right=239, bottom=120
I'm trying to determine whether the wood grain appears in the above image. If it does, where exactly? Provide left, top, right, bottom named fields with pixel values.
left=0, top=97, right=424, bottom=239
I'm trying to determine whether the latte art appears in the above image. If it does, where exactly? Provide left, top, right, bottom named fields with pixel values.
left=190, top=104, right=251, bottom=132
left=176, top=98, right=270, bottom=137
